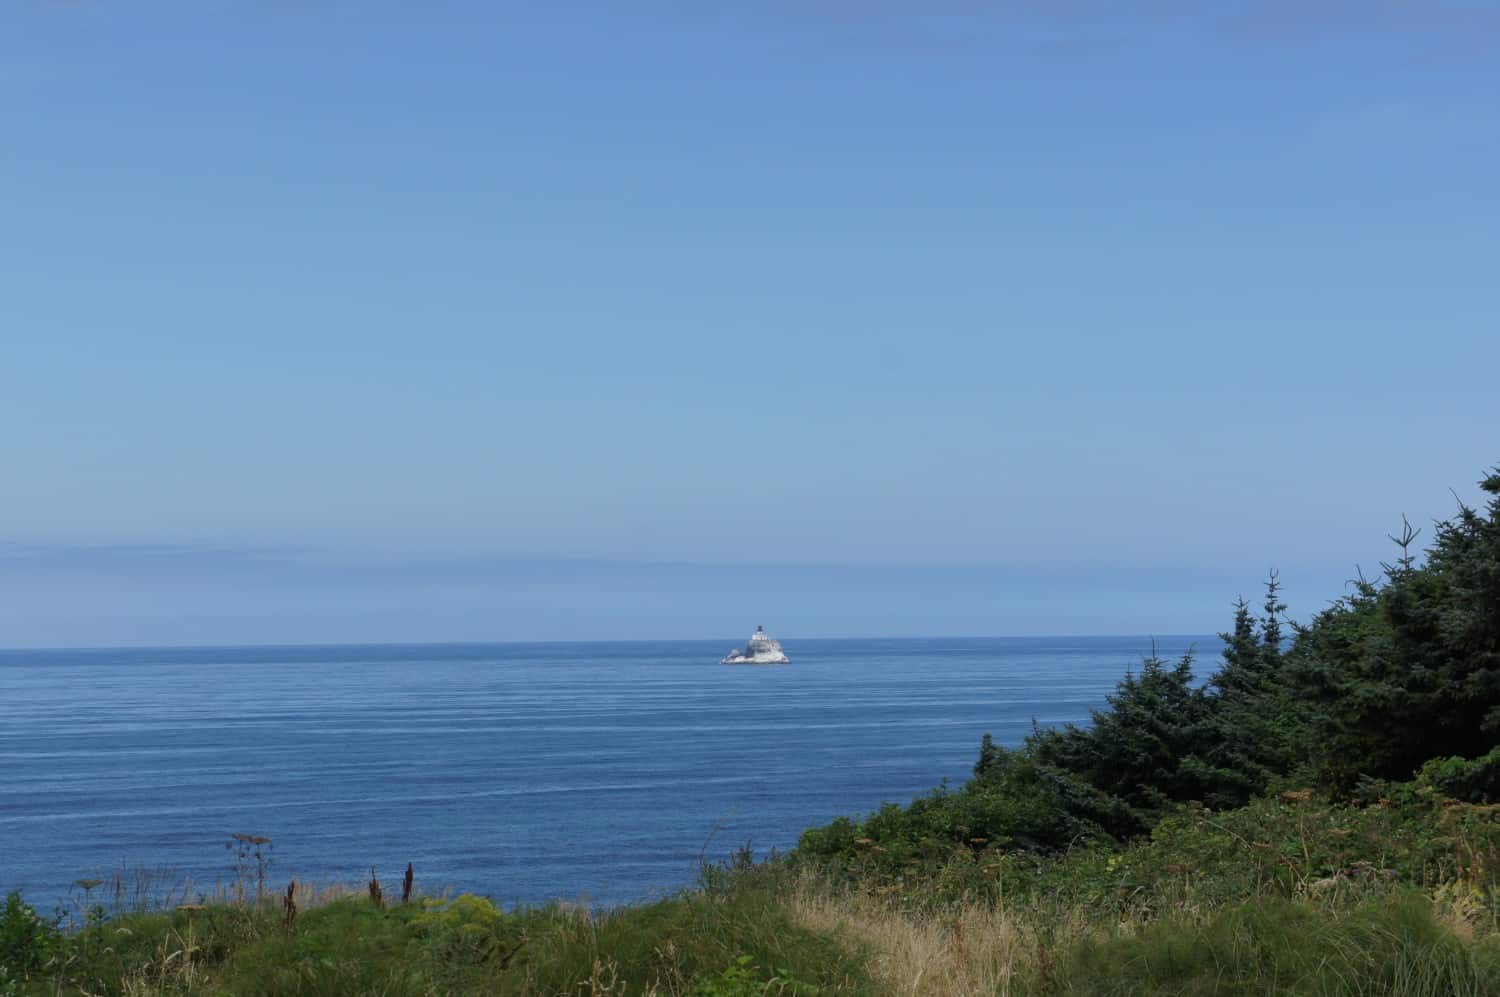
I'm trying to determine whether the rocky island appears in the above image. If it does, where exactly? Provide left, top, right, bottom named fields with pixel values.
left=721, top=625, right=790, bottom=665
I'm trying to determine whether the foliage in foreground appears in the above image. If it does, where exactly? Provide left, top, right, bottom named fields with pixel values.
left=0, top=873, right=868, bottom=997
left=798, top=781, right=1500, bottom=914
left=1046, top=891, right=1500, bottom=997
left=7, top=852, right=1500, bottom=996
left=0, top=892, right=63, bottom=992
left=4, top=783, right=1499, bottom=994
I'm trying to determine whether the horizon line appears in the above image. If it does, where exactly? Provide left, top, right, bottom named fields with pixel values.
left=0, top=632, right=1225, bottom=655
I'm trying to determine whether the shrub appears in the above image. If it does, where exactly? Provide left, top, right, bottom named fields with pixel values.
left=408, top=893, right=520, bottom=966
left=1419, top=746, right=1500, bottom=803
left=0, top=892, right=62, bottom=980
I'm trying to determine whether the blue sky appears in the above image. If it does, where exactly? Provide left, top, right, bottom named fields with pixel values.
left=2, top=2, right=1497, bottom=646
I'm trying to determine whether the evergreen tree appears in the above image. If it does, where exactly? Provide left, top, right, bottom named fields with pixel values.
left=1215, top=597, right=1259, bottom=695
left=1259, top=569, right=1286, bottom=666
left=973, top=732, right=1002, bottom=779
left=1028, top=651, right=1208, bottom=833
left=1184, top=576, right=1304, bottom=809
left=1290, top=469, right=1500, bottom=790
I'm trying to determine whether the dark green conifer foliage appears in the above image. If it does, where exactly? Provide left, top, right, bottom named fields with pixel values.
left=1291, top=469, right=1500, bottom=791
left=1027, top=651, right=1207, bottom=834
left=973, top=732, right=1002, bottom=779
left=1217, top=597, right=1260, bottom=693
left=1259, top=571, right=1286, bottom=666
left=802, top=462, right=1500, bottom=865
left=1180, top=576, right=1306, bottom=809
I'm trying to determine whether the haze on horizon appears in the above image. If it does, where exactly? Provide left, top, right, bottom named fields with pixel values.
left=2, top=2, right=1496, bottom=648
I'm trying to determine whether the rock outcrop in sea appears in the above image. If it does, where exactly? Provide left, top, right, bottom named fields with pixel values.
left=722, top=625, right=790, bottom=665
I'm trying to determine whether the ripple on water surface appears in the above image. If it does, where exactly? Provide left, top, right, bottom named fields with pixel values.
left=0, top=636, right=1211, bottom=908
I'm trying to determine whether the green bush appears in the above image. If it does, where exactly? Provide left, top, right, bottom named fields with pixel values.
left=796, top=749, right=1122, bottom=888
left=1419, top=746, right=1500, bottom=803
left=797, top=781, right=1500, bottom=918
left=0, top=892, right=62, bottom=981
left=407, top=893, right=521, bottom=967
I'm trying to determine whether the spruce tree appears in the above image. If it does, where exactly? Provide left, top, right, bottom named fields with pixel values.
left=1028, top=651, right=1207, bottom=831
left=973, top=732, right=1003, bottom=779
left=1290, top=468, right=1500, bottom=790
left=1184, top=575, right=1303, bottom=808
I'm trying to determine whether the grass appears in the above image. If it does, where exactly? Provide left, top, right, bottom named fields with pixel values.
left=4, top=792, right=1498, bottom=995
left=1044, top=892, right=1500, bottom=996
left=783, top=873, right=1038, bottom=996
left=4, top=865, right=875, bottom=996
left=9, top=868, right=1497, bottom=996
left=795, top=789, right=1500, bottom=921
left=781, top=877, right=1500, bottom=996
left=771, top=787, right=1500, bottom=995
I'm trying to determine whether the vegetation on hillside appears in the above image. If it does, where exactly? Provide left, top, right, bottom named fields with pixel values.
left=3, top=465, right=1498, bottom=994
left=1, top=870, right=864, bottom=997
left=799, top=467, right=1500, bottom=866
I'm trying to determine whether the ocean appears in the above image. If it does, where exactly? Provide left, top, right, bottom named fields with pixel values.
left=0, top=635, right=1212, bottom=910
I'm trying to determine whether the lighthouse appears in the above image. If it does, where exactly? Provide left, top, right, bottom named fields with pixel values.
left=721, top=625, right=791, bottom=665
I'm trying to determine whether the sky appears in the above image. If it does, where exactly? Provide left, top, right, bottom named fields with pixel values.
left=2, top=1, right=1497, bottom=646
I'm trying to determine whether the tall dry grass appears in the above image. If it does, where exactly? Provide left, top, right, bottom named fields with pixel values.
left=787, top=870, right=1500, bottom=997
left=783, top=874, right=1056, bottom=996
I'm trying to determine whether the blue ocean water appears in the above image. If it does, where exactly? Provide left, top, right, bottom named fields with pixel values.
left=0, top=636, right=1212, bottom=910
